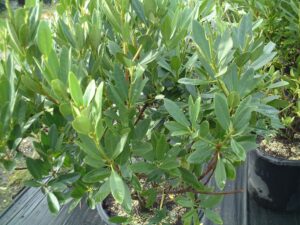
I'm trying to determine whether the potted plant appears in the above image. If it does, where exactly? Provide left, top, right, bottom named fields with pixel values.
left=248, top=66, right=300, bottom=212
left=228, top=0, right=300, bottom=212
left=1, top=0, right=280, bottom=224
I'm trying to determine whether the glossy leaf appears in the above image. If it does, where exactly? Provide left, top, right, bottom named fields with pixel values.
left=68, top=72, right=83, bottom=106
left=192, top=20, right=211, bottom=59
left=231, top=139, right=246, bottom=161
left=83, top=80, right=96, bottom=106
left=47, top=192, right=60, bottom=214
left=110, top=170, right=125, bottom=204
left=72, top=115, right=91, bottom=135
left=164, top=99, right=189, bottom=127
left=204, top=209, right=223, bottom=224
left=215, top=158, right=226, bottom=190
left=214, top=93, right=230, bottom=130
left=37, top=21, right=53, bottom=56
left=94, top=180, right=111, bottom=203
left=178, top=78, right=211, bottom=86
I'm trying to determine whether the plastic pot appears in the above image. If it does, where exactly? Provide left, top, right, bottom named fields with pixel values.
left=248, top=149, right=300, bottom=211
left=96, top=203, right=118, bottom=225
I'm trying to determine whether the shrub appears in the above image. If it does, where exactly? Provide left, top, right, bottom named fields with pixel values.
left=1, top=0, right=280, bottom=224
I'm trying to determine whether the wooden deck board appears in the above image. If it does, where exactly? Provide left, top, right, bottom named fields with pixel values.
left=1, top=151, right=300, bottom=225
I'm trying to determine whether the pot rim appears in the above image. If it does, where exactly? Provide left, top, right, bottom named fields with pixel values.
left=96, top=203, right=118, bottom=225
left=256, top=148, right=300, bottom=166
left=96, top=201, right=204, bottom=225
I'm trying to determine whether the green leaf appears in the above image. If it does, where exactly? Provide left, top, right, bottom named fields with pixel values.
left=129, top=65, right=148, bottom=105
left=187, top=147, right=213, bottom=164
left=47, top=192, right=60, bottom=214
left=109, top=216, right=130, bottom=223
left=178, top=78, right=211, bottom=86
left=84, top=156, right=105, bottom=168
left=110, top=170, right=125, bottom=204
left=2, top=160, right=16, bottom=171
left=55, top=173, right=81, bottom=184
left=200, top=195, right=223, bottom=208
left=214, top=93, right=230, bottom=130
left=132, top=142, right=154, bottom=161
left=179, top=168, right=205, bottom=191
left=204, top=209, right=223, bottom=225
left=122, top=182, right=132, bottom=212
left=224, top=160, right=236, bottom=180
left=134, top=118, right=150, bottom=139
left=268, top=81, right=289, bottom=89
left=218, top=29, right=233, bottom=64
left=164, top=121, right=190, bottom=136
left=151, top=132, right=169, bottom=160
left=68, top=72, right=83, bottom=106
left=188, top=96, right=201, bottom=128
left=250, top=52, right=276, bottom=70
left=82, top=169, right=110, bottom=183
left=25, top=0, right=38, bottom=8
left=6, top=21, right=23, bottom=56
left=175, top=196, right=194, bottom=208
left=51, top=79, right=68, bottom=100
left=231, top=139, right=246, bottom=161
left=131, top=162, right=156, bottom=174
left=164, top=99, right=189, bottom=127
left=215, top=158, right=226, bottom=190
left=112, top=131, right=129, bottom=159
left=94, top=180, right=111, bottom=202
left=159, top=158, right=180, bottom=170
left=72, top=115, right=91, bottom=135
left=192, top=20, right=210, bottom=59
left=77, top=135, right=103, bottom=160
left=26, top=158, right=50, bottom=179
left=37, top=21, right=53, bottom=56
left=95, top=82, right=104, bottom=112
left=102, top=0, right=122, bottom=33
left=233, top=96, right=252, bottom=132
left=59, top=47, right=71, bottom=84
left=83, top=80, right=96, bottom=106
left=131, top=0, right=147, bottom=23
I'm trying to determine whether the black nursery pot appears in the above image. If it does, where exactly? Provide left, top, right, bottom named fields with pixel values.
left=248, top=149, right=300, bottom=212
left=96, top=203, right=117, bottom=225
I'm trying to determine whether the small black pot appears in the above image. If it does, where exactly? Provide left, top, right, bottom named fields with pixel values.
left=248, top=149, right=300, bottom=212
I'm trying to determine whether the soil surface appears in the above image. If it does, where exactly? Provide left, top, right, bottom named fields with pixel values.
left=103, top=194, right=187, bottom=225
left=260, top=138, right=300, bottom=160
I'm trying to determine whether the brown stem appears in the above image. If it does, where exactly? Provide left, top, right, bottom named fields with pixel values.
left=199, top=152, right=218, bottom=180
left=15, top=167, right=27, bottom=170
left=134, top=103, right=150, bottom=125
left=204, top=165, right=216, bottom=185
left=167, top=188, right=243, bottom=195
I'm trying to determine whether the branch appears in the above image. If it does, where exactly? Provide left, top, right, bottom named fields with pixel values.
left=199, top=152, right=218, bottom=180
left=134, top=103, right=150, bottom=125
left=167, top=188, right=244, bottom=196
left=15, top=167, right=27, bottom=170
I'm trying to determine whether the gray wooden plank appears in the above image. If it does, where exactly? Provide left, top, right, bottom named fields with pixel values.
left=0, top=188, right=41, bottom=224
left=203, top=163, right=248, bottom=225
left=1, top=188, right=104, bottom=225
left=4, top=189, right=47, bottom=225
left=63, top=202, right=103, bottom=225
